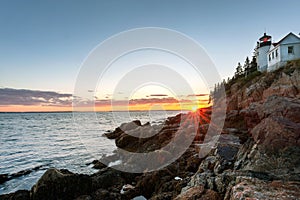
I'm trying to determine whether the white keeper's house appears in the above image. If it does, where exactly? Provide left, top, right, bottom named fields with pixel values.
left=256, top=32, right=300, bottom=72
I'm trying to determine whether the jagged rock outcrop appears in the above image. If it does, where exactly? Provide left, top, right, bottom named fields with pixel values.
left=227, top=63, right=300, bottom=111
left=174, top=62, right=300, bottom=199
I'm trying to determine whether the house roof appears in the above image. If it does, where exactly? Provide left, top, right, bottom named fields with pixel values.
left=268, top=32, right=300, bottom=52
left=275, top=32, right=300, bottom=46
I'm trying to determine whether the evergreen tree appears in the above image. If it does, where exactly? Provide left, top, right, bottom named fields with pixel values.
left=244, top=57, right=250, bottom=77
left=214, top=83, right=217, bottom=95
left=250, top=56, right=257, bottom=73
left=222, top=79, right=226, bottom=86
left=234, top=62, right=243, bottom=78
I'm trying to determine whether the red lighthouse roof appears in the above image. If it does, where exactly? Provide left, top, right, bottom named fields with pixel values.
left=259, top=33, right=272, bottom=42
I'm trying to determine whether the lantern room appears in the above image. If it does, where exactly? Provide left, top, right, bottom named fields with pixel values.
left=259, top=33, right=272, bottom=47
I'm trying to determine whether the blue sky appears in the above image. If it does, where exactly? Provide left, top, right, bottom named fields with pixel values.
left=0, top=0, right=300, bottom=94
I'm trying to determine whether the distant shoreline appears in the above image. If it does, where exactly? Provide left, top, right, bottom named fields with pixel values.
left=0, top=109, right=197, bottom=114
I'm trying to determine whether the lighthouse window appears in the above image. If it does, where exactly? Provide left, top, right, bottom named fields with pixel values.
left=269, top=54, right=271, bottom=61
left=275, top=49, right=278, bottom=57
left=288, top=46, right=294, bottom=54
left=272, top=52, right=274, bottom=59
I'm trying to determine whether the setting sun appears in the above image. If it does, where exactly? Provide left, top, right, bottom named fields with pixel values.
left=191, top=105, right=198, bottom=112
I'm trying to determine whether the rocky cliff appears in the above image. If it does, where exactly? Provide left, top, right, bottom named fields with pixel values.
left=174, top=60, right=300, bottom=200
left=1, top=60, right=300, bottom=200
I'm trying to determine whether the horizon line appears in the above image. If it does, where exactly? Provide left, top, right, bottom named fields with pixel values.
left=0, top=107, right=212, bottom=114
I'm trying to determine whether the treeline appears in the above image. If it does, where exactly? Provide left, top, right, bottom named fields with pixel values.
left=233, top=56, right=257, bottom=79
left=211, top=55, right=259, bottom=100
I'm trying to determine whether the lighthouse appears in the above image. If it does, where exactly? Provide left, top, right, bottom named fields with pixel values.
left=257, top=33, right=272, bottom=72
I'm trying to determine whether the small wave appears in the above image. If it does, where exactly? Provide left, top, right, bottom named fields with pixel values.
left=108, top=160, right=122, bottom=167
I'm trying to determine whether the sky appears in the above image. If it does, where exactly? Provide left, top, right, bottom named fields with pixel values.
left=0, top=0, right=300, bottom=112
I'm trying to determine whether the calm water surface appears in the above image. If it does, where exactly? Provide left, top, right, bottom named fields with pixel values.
left=0, top=111, right=181, bottom=194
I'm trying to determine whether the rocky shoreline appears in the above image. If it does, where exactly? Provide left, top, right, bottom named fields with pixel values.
left=1, top=62, right=300, bottom=200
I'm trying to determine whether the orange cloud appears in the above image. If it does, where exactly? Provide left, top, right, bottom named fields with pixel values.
left=0, top=88, right=210, bottom=112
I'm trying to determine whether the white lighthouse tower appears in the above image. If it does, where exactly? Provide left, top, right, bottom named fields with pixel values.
left=257, top=33, right=272, bottom=72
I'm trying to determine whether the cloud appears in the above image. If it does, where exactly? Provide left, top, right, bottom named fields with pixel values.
left=92, top=97, right=180, bottom=107
left=149, top=94, right=168, bottom=97
left=187, top=94, right=209, bottom=97
left=0, top=88, right=72, bottom=107
left=0, top=88, right=210, bottom=110
left=198, top=99, right=209, bottom=102
left=129, top=97, right=178, bottom=105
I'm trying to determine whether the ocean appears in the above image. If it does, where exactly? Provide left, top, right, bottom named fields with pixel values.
left=0, top=111, right=181, bottom=195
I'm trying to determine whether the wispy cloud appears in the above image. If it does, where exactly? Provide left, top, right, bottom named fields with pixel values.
left=93, top=97, right=179, bottom=107
left=0, top=88, right=209, bottom=111
left=149, top=94, right=168, bottom=97
left=0, top=88, right=72, bottom=107
left=129, top=97, right=178, bottom=105
left=187, top=94, right=209, bottom=97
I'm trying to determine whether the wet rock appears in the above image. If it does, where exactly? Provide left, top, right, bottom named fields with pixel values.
left=114, top=118, right=179, bottom=153
left=150, top=192, right=173, bottom=200
left=105, top=120, right=142, bottom=139
left=132, top=157, right=193, bottom=200
left=115, top=133, right=140, bottom=151
left=31, top=168, right=92, bottom=200
left=165, top=113, right=183, bottom=125
left=135, top=170, right=173, bottom=198
left=0, top=190, right=30, bottom=200
left=185, top=154, right=202, bottom=173
left=91, top=168, right=126, bottom=190
left=92, top=188, right=121, bottom=200
left=0, top=165, right=48, bottom=185
left=0, top=173, right=9, bottom=184
left=91, top=160, right=107, bottom=169
left=104, top=128, right=123, bottom=139
left=75, top=195, right=92, bottom=200
left=120, top=120, right=142, bottom=131
left=11, top=169, right=33, bottom=178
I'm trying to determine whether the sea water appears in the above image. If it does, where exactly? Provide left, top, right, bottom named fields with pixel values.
left=0, top=111, right=181, bottom=194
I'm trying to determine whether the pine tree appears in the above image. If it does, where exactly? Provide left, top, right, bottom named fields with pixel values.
left=250, top=56, right=257, bottom=73
left=234, top=62, right=243, bottom=78
left=222, top=79, right=226, bottom=85
left=244, top=57, right=250, bottom=77
left=214, top=83, right=217, bottom=95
